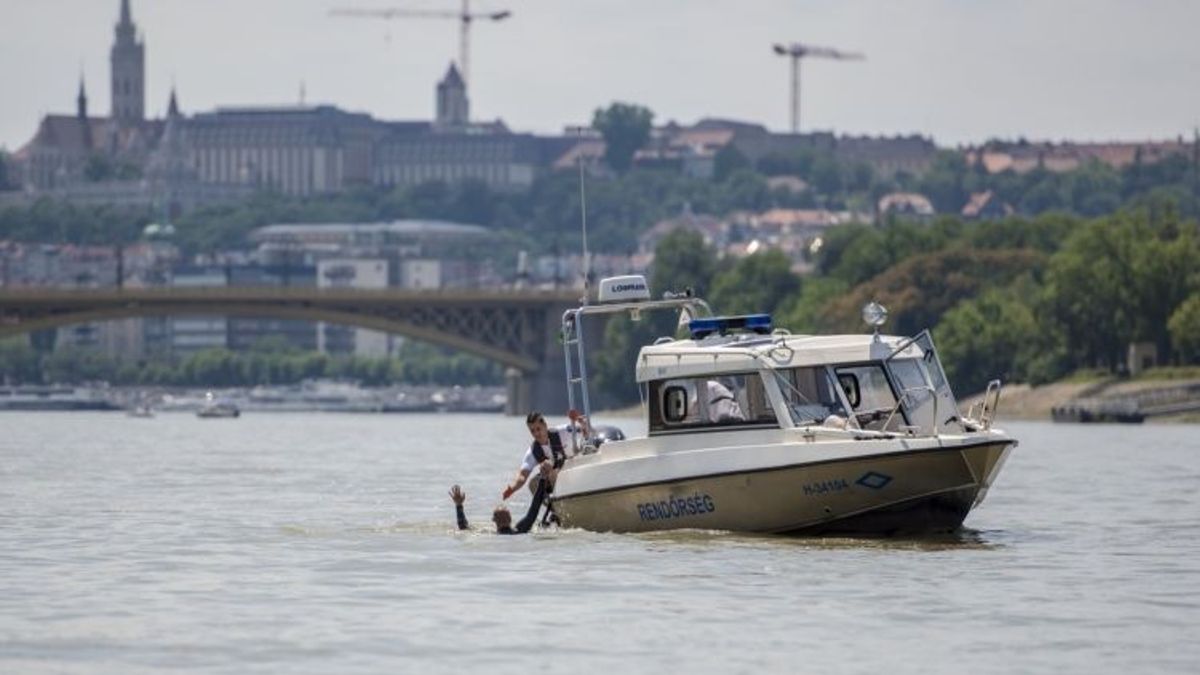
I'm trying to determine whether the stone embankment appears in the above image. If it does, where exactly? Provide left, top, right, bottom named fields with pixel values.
left=962, top=377, right=1200, bottom=423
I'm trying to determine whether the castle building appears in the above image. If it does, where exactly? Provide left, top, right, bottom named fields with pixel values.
left=184, top=106, right=384, bottom=196
left=14, top=0, right=163, bottom=191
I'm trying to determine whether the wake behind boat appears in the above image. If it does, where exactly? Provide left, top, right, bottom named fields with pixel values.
left=549, top=276, right=1015, bottom=536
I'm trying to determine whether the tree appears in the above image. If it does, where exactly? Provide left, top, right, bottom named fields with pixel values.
left=775, top=277, right=849, bottom=333
left=1044, top=210, right=1199, bottom=371
left=935, top=288, right=1047, bottom=392
left=916, top=151, right=970, bottom=213
left=709, top=249, right=799, bottom=316
left=1169, top=295, right=1200, bottom=363
left=0, top=338, right=42, bottom=383
left=0, top=151, right=11, bottom=190
left=591, top=230, right=720, bottom=406
left=592, top=103, right=653, bottom=173
left=819, top=248, right=1048, bottom=336
left=713, top=145, right=750, bottom=182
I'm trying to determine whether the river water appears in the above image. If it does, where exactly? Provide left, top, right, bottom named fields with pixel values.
left=1, top=412, right=1197, bottom=674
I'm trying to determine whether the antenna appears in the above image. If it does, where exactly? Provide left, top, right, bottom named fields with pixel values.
left=578, top=155, right=591, bottom=304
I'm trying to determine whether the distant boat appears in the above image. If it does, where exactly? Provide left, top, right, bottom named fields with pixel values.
left=126, top=404, right=155, bottom=418
left=0, top=385, right=121, bottom=411
left=197, top=392, right=240, bottom=418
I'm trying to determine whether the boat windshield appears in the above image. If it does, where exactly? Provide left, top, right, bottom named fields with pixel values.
left=776, top=366, right=849, bottom=426
left=648, top=372, right=777, bottom=433
left=885, top=331, right=962, bottom=435
left=833, top=363, right=906, bottom=432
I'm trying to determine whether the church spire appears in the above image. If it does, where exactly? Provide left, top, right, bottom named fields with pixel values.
left=77, top=75, right=88, bottom=120
left=436, top=62, right=469, bottom=129
left=167, top=86, right=180, bottom=118
left=111, top=0, right=145, bottom=125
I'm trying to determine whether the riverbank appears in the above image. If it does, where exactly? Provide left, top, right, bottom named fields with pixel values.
left=963, top=370, right=1200, bottom=423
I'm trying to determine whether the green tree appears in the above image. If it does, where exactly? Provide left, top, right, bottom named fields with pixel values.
left=935, top=287, right=1051, bottom=392
left=1169, top=295, right=1200, bottom=363
left=592, top=230, right=720, bottom=406
left=1044, top=210, right=1199, bottom=371
left=775, top=277, right=849, bottom=333
left=820, top=248, right=1048, bottom=336
left=592, top=103, right=654, bottom=173
left=0, top=338, right=42, bottom=383
left=916, top=151, right=970, bottom=213
left=713, top=145, right=750, bottom=182
left=0, top=151, right=11, bottom=190
left=709, top=249, right=799, bottom=316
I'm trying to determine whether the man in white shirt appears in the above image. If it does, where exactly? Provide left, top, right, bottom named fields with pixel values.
left=501, top=409, right=589, bottom=501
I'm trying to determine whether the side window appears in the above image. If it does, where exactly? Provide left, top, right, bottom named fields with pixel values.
left=662, top=385, right=689, bottom=423
left=650, top=373, right=777, bottom=433
left=838, top=373, right=860, bottom=408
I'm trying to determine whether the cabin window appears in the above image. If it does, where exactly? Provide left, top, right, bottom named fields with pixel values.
left=777, top=367, right=848, bottom=425
left=649, top=373, right=777, bottom=433
left=662, top=385, right=689, bottom=423
left=834, top=364, right=904, bottom=431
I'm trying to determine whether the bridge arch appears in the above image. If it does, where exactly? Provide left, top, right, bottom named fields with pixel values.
left=1, top=288, right=584, bottom=413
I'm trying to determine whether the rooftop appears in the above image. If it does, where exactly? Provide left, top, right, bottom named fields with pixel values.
left=635, top=332, right=922, bottom=382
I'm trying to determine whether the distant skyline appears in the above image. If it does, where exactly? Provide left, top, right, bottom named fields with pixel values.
left=2, top=0, right=1199, bottom=151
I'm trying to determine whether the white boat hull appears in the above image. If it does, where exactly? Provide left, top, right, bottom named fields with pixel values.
left=552, top=434, right=1013, bottom=535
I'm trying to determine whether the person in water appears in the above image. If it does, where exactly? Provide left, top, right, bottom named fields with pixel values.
left=450, top=473, right=551, bottom=534
left=501, top=409, right=589, bottom=501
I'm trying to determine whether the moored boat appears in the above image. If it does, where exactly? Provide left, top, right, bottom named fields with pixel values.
left=197, top=391, right=240, bottom=418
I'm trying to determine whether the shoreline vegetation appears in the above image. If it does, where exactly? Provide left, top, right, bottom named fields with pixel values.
left=3, top=119, right=1199, bottom=408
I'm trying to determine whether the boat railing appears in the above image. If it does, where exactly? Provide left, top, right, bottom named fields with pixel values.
left=965, top=379, right=1002, bottom=430
left=562, top=294, right=712, bottom=422
left=882, top=384, right=939, bottom=436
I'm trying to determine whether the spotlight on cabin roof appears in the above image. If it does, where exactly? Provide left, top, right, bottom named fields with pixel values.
left=862, top=301, right=888, bottom=328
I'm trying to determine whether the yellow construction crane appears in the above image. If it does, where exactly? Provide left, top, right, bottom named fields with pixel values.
left=772, top=42, right=864, bottom=134
left=331, top=1, right=512, bottom=87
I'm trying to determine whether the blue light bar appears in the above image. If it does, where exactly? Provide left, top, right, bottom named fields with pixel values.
left=689, top=314, right=773, bottom=340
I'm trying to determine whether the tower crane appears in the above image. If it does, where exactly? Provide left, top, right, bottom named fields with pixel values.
left=771, top=42, right=864, bottom=134
left=331, top=1, right=511, bottom=88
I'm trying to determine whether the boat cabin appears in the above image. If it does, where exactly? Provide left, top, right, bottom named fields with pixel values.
left=636, top=316, right=962, bottom=438
left=562, top=276, right=971, bottom=443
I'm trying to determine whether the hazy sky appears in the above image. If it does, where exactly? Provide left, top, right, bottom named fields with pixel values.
left=3, top=0, right=1199, bottom=151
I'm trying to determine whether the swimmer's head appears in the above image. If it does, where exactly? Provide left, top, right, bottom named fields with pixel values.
left=492, top=505, right=512, bottom=530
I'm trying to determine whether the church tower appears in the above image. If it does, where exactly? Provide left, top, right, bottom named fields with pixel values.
left=110, top=0, right=145, bottom=125
left=77, top=76, right=93, bottom=150
left=435, top=63, right=469, bottom=129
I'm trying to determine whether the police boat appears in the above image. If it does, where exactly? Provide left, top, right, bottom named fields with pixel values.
left=549, top=275, right=1016, bottom=535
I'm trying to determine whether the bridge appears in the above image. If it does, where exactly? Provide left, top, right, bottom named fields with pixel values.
left=0, top=287, right=592, bottom=414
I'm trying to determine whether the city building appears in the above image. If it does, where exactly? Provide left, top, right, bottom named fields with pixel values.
left=316, top=258, right=393, bottom=357
left=169, top=266, right=228, bottom=356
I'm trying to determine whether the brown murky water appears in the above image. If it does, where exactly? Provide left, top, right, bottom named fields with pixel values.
left=2, top=413, right=1197, bottom=673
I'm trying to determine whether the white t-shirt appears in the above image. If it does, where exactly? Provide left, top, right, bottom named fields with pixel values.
left=520, top=428, right=575, bottom=475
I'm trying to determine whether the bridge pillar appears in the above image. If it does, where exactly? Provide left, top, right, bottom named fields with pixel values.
left=504, top=341, right=570, bottom=416
left=504, top=306, right=608, bottom=416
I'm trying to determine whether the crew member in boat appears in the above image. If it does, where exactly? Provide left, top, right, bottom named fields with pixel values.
left=699, top=380, right=745, bottom=422
left=450, top=481, right=549, bottom=534
left=501, top=410, right=589, bottom=502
